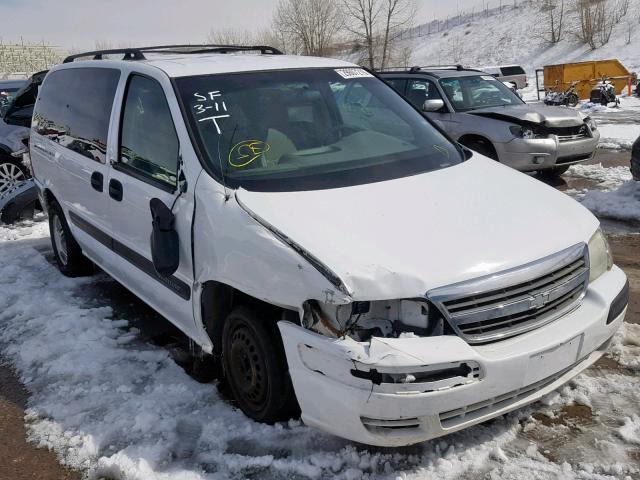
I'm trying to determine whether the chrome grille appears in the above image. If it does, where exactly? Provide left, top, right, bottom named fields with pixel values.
left=557, top=132, right=589, bottom=142
left=550, top=125, right=590, bottom=142
left=428, top=244, right=589, bottom=344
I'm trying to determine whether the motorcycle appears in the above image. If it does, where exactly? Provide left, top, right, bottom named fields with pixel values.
left=544, top=81, right=580, bottom=107
left=590, top=76, right=619, bottom=106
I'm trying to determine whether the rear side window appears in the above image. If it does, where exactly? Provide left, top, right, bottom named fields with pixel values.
left=500, top=66, right=525, bottom=76
left=33, top=68, right=120, bottom=163
left=384, top=78, right=406, bottom=94
left=118, top=75, right=179, bottom=189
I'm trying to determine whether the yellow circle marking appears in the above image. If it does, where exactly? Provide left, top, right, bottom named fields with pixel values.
left=228, top=140, right=271, bottom=168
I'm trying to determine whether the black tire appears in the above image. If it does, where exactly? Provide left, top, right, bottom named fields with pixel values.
left=459, top=137, right=498, bottom=161
left=48, top=200, right=94, bottom=277
left=538, top=164, right=570, bottom=178
left=0, top=156, right=29, bottom=198
left=567, top=93, right=579, bottom=107
left=600, top=95, right=608, bottom=106
left=222, top=306, right=298, bottom=423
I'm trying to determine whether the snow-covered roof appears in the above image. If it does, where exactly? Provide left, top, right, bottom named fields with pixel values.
left=140, top=53, right=357, bottom=78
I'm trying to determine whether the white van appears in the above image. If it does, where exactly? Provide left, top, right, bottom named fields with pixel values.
left=30, top=46, right=628, bottom=447
left=478, top=65, right=528, bottom=89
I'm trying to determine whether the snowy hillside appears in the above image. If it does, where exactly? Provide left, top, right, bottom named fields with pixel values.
left=402, top=0, right=640, bottom=73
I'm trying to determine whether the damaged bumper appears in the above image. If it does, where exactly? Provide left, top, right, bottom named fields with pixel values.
left=278, top=266, right=627, bottom=447
left=495, top=130, right=600, bottom=172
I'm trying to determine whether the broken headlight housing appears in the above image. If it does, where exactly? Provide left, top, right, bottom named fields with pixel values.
left=588, top=228, right=613, bottom=283
left=585, top=117, right=597, bottom=131
left=509, top=125, right=546, bottom=140
left=303, top=299, right=447, bottom=341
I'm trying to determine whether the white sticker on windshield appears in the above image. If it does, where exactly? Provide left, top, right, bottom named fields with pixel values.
left=335, top=68, right=373, bottom=79
left=481, top=75, right=497, bottom=81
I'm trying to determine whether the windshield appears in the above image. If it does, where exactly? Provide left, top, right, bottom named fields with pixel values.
left=176, top=68, right=462, bottom=191
left=439, top=75, right=524, bottom=112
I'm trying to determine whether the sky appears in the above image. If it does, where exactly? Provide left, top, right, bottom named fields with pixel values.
left=0, top=0, right=489, bottom=50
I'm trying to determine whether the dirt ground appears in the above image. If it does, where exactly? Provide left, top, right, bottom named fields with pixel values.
left=0, top=150, right=638, bottom=479
left=0, top=361, right=81, bottom=480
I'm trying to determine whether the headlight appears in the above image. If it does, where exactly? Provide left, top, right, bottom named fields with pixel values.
left=509, top=125, right=545, bottom=139
left=585, top=117, right=597, bottom=131
left=588, top=228, right=613, bottom=282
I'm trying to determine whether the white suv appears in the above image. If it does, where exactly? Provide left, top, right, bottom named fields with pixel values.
left=30, top=45, right=629, bottom=447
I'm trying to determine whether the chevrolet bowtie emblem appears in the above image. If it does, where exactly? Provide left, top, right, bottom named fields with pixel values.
left=530, top=292, right=550, bottom=309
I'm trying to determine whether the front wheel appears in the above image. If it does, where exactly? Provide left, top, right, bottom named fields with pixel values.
left=0, top=157, right=28, bottom=197
left=567, top=93, right=579, bottom=107
left=48, top=201, right=94, bottom=277
left=222, top=306, right=298, bottom=423
left=538, top=164, right=570, bottom=179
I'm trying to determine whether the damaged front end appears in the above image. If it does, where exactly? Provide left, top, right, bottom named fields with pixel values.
left=294, top=297, right=481, bottom=393
left=278, top=296, right=487, bottom=446
left=301, top=298, right=449, bottom=341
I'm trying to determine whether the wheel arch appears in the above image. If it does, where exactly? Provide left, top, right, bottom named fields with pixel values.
left=40, top=187, right=59, bottom=213
left=457, top=134, right=499, bottom=160
left=0, top=144, right=13, bottom=158
left=199, top=280, right=299, bottom=357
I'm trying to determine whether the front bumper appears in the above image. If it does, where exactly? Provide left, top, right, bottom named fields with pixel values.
left=279, top=265, right=627, bottom=447
left=495, top=130, right=600, bottom=172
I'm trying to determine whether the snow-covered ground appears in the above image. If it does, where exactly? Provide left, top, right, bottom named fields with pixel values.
left=0, top=212, right=639, bottom=480
left=564, top=163, right=640, bottom=224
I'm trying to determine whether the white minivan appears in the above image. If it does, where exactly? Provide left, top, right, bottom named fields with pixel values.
left=30, top=46, right=629, bottom=447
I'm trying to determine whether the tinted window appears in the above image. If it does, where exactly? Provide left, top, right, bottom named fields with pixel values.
left=119, top=75, right=178, bottom=188
left=33, top=68, right=119, bottom=163
left=384, top=78, right=406, bottom=94
left=176, top=69, right=462, bottom=192
left=439, top=75, right=523, bottom=111
left=406, top=79, right=443, bottom=109
left=500, top=66, right=525, bottom=76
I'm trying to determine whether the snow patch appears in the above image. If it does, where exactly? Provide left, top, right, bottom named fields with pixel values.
left=581, top=182, right=640, bottom=223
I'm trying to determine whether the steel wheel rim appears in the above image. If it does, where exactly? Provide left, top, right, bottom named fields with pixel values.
left=229, top=326, right=268, bottom=410
left=53, top=215, right=68, bottom=266
left=0, top=162, right=25, bottom=195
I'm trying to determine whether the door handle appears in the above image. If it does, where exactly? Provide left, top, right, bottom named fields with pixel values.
left=90, top=172, right=103, bottom=192
left=109, top=178, right=123, bottom=201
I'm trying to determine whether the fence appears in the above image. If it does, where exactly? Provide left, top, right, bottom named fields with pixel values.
left=0, top=39, right=65, bottom=78
left=398, top=0, right=536, bottom=41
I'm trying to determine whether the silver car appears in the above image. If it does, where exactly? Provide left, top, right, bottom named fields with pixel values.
left=381, top=67, right=599, bottom=178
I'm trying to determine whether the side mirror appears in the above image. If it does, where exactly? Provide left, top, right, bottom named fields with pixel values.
left=149, top=198, right=179, bottom=277
left=422, top=99, right=445, bottom=112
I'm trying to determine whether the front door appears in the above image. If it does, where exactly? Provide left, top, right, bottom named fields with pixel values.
left=106, top=72, right=197, bottom=338
left=405, top=78, right=456, bottom=132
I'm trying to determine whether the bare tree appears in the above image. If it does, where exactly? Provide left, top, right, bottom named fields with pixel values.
left=342, top=0, right=415, bottom=69
left=207, top=28, right=257, bottom=45
left=576, top=0, right=601, bottom=49
left=447, top=36, right=465, bottom=63
left=614, top=0, right=630, bottom=22
left=273, top=0, right=344, bottom=56
left=380, top=0, right=417, bottom=69
left=342, top=0, right=380, bottom=69
left=541, top=0, right=565, bottom=43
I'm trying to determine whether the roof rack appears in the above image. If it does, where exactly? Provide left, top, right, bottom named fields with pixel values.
left=377, top=64, right=481, bottom=73
left=63, top=44, right=284, bottom=63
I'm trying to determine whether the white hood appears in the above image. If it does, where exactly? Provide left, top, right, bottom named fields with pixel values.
left=236, top=156, right=599, bottom=300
